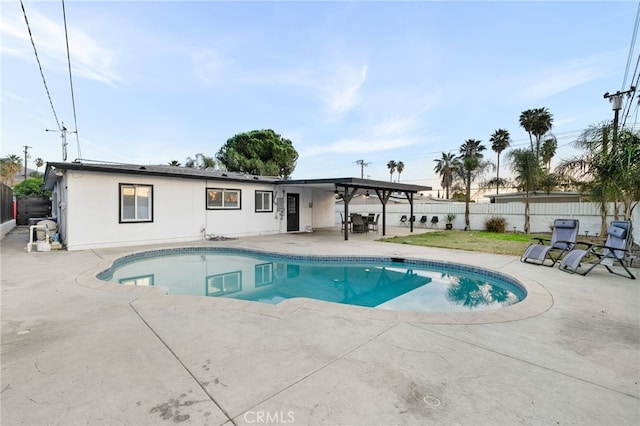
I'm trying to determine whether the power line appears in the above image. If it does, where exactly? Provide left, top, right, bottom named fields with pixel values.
left=622, top=2, right=640, bottom=91
left=61, top=0, right=82, bottom=160
left=20, top=0, right=61, bottom=130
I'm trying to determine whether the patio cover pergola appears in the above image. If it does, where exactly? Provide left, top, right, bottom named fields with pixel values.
left=283, top=177, right=431, bottom=240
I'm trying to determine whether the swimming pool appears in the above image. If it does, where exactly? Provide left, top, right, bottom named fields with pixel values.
left=97, top=247, right=526, bottom=312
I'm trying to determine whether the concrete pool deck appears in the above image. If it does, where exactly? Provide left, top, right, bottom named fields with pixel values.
left=1, top=226, right=638, bottom=425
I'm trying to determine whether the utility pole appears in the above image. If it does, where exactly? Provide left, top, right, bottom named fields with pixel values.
left=46, top=122, right=76, bottom=161
left=355, top=159, right=371, bottom=179
left=23, top=145, right=32, bottom=179
left=603, top=87, right=636, bottom=147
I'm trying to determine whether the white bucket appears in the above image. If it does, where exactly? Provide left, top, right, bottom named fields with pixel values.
left=36, top=241, right=51, bottom=252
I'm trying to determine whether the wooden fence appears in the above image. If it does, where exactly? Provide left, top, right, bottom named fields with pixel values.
left=1, top=184, right=13, bottom=224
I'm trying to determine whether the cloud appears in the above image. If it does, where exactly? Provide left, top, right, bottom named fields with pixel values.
left=518, top=57, right=603, bottom=101
left=323, top=64, right=368, bottom=119
left=1, top=7, right=120, bottom=86
left=301, top=108, right=429, bottom=157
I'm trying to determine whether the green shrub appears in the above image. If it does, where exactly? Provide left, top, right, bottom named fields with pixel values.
left=12, top=177, right=50, bottom=198
left=484, top=216, right=507, bottom=233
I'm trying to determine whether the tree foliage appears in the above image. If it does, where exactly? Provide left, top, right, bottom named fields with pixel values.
left=556, top=123, right=640, bottom=234
left=456, top=139, right=488, bottom=230
left=507, top=148, right=543, bottom=233
left=216, top=129, right=298, bottom=179
left=386, top=160, right=397, bottom=182
left=186, top=153, right=215, bottom=169
left=489, top=128, right=511, bottom=194
left=1, top=154, right=22, bottom=185
left=519, top=107, right=553, bottom=162
left=433, top=152, right=459, bottom=199
left=12, top=177, right=50, bottom=198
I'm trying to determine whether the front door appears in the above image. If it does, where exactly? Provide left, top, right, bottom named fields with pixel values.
left=286, top=193, right=299, bottom=232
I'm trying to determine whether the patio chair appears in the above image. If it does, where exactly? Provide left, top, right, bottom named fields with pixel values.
left=350, top=213, right=367, bottom=233
left=520, top=219, right=579, bottom=267
left=399, top=215, right=408, bottom=226
left=430, top=216, right=439, bottom=228
left=560, top=220, right=636, bottom=279
left=368, top=214, right=380, bottom=233
left=418, top=215, right=428, bottom=228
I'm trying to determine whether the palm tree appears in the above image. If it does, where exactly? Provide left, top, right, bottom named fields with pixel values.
left=168, top=160, right=182, bottom=166
left=519, top=107, right=554, bottom=161
left=185, top=156, right=196, bottom=168
left=433, top=152, right=457, bottom=199
left=34, top=157, right=44, bottom=173
left=556, top=122, right=614, bottom=235
left=557, top=124, right=640, bottom=232
left=541, top=135, right=557, bottom=170
left=520, top=107, right=553, bottom=162
left=457, top=139, right=487, bottom=230
left=519, top=109, right=537, bottom=152
left=386, top=160, right=397, bottom=182
left=201, top=155, right=215, bottom=169
left=489, top=129, right=511, bottom=194
left=507, top=148, right=542, bottom=233
left=1, top=154, right=22, bottom=185
left=531, top=107, right=553, bottom=162
left=396, top=161, right=405, bottom=183
left=186, top=153, right=215, bottom=169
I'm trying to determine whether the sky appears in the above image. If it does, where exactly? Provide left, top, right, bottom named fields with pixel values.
left=2, top=1, right=639, bottom=193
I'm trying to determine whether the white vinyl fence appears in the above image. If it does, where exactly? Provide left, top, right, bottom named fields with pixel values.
left=337, top=201, right=640, bottom=243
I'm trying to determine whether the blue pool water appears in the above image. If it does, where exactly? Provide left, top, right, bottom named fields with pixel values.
left=97, top=248, right=526, bottom=312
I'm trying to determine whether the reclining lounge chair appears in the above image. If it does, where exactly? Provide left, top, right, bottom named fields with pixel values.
left=559, top=220, right=636, bottom=280
left=520, top=219, right=579, bottom=267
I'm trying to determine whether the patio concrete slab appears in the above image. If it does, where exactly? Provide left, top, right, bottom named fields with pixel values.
left=241, top=321, right=637, bottom=425
left=1, top=226, right=639, bottom=425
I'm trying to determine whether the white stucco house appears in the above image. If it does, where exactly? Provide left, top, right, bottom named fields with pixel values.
left=43, top=161, right=429, bottom=251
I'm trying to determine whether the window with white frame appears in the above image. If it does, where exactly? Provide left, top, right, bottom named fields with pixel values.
left=206, top=188, right=241, bottom=210
left=255, top=190, right=273, bottom=212
left=120, top=183, right=153, bottom=223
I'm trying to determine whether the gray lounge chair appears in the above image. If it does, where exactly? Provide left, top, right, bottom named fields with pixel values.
left=520, top=219, right=579, bottom=267
left=560, top=220, right=635, bottom=279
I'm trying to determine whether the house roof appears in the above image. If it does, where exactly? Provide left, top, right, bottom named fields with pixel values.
left=285, top=177, right=430, bottom=194
left=43, top=161, right=280, bottom=190
left=43, top=161, right=431, bottom=194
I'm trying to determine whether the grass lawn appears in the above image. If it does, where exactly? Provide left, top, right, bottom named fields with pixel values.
left=379, top=230, right=551, bottom=256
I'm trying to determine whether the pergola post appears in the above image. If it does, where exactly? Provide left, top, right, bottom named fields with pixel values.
left=341, top=186, right=359, bottom=241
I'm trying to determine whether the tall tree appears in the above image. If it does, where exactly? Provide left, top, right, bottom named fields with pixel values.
left=34, top=157, right=44, bottom=173
left=507, top=148, right=543, bottom=233
left=386, top=160, right=397, bottom=182
left=558, top=124, right=640, bottom=232
left=531, top=107, right=554, bottom=162
left=216, top=129, right=298, bottom=179
left=396, top=161, right=405, bottom=183
left=520, top=107, right=553, bottom=162
left=167, top=160, right=182, bottom=166
left=186, top=153, right=216, bottom=169
left=457, top=139, right=487, bottom=230
left=541, top=135, right=557, bottom=170
left=489, top=128, right=511, bottom=194
left=433, top=152, right=457, bottom=199
left=556, top=122, right=616, bottom=235
left=519, top=109, right=537, bottom=152
left=1, top=154, right=22, bottom=185
left=520, top=108, right=553, bottom=160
